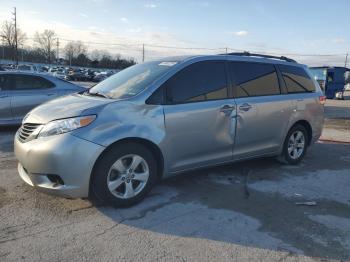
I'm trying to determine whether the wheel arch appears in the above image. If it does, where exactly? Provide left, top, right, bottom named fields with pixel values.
left=89, top=137, right=165, bottom=194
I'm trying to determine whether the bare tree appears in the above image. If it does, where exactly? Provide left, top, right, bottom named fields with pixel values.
left=63, top=41, right=87, bottom=66
left=0, top=20, right=26, bottom=61
left=34, top=29, right=57, bottom=63
left=89, top=49, right=102, bottom=61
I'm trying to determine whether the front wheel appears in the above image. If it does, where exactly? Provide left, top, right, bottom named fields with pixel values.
left=91, top=143, right=158, bottom=207
left=278, top=125, right=308, bottom=165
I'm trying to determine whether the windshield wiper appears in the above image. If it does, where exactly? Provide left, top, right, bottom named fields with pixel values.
left=85, top=90, right=110, bottom=99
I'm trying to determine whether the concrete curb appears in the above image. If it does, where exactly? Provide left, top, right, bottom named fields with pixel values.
left=318, top=138, right=350, bottom=144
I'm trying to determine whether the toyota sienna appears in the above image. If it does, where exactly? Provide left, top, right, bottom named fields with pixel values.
left=14, top=53, right=325, bottom=206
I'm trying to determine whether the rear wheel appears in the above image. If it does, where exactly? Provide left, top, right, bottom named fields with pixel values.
left=91, top=143, right=157, bottom=207
left=278, top=125, right=308, bottom=165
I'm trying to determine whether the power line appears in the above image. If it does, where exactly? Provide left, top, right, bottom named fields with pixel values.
left=24, top=36, right=349, bottom=57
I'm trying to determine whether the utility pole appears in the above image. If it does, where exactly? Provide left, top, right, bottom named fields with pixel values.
left=345, top=53, right=348, bottom=68
left=12, top=7, right=18, bottom=65
left=225, top=47, right=228, bottom=54
left=142, top=44, right=145, bottom=62
left=56, top=38, right=59, bottom=64
left=1, top=38, right=4, bottom=62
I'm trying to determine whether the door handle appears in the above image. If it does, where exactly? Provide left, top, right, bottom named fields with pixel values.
left=220, top=105, right=235, bottom=112
left=239, top=103, right=252, bottom=112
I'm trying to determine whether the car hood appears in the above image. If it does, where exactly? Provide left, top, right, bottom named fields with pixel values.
left=24, top=93, right=113, bottom=124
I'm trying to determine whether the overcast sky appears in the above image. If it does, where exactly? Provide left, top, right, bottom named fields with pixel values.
left=0, top=0, right=349, bottom=65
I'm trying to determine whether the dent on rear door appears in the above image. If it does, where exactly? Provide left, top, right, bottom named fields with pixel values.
left=163, top=100, right=236, bottom=172
left=234, top=95, right=293, bottom=158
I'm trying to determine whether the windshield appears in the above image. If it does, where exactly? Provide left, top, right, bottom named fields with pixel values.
left=89, top=61, right=176, bottom=99
left=309, top=68, right=327, bottom=81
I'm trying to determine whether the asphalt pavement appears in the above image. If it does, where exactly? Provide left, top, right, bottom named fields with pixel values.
left=0, top=100, right=349, bottom=262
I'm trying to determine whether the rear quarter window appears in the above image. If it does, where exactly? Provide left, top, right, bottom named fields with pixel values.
left=279, top=65, right=315, bottom=93
left=13, top=75, right=55, bottom=90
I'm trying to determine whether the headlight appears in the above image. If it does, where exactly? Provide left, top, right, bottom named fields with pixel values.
left=38, top=115, right=96, bottom=138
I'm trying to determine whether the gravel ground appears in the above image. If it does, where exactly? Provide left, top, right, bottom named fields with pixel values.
left=0, top=100, right=349, bottom=262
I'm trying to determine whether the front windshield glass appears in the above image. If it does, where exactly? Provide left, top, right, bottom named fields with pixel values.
left=89, top=61, right=176, bottom=99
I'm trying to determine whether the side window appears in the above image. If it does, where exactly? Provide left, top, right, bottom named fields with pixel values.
left=229, top=62, right=280, bottom=97
left=163, top=61, right=228, bottom=104
left=327, top=72, right=334, bottom=83
left=279, top=65, right=315, bottom=93
left=0, top=75, right=10, bottom=90
left=146, top=87, right=164, bottom=105
left=13, top=75, right=54, bottom=90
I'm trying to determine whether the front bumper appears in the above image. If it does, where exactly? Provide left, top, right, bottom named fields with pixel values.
left=14, top=132, right=105, bottom=198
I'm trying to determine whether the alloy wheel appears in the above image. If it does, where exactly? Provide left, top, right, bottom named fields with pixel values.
left=107, top=154, right=149, bottom=199
left=287, top=131, right=305, bottom=160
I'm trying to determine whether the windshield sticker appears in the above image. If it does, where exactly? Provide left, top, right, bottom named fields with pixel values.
left=159, top=62, right=177, bottom=66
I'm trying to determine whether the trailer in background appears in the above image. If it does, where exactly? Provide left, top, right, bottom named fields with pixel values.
left=310, top=66, right=350, bottom=99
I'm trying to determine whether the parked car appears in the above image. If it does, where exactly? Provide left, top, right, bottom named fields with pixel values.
left=3, top=64, right=16, bottom=71
left=92, top=71, right=116, bottom=82
left=66, top=69, right=88, bottom=81
left=48, top=67, right=58, bottom=75
left=92, top=72, right=109, bottom=82
left=83, top=70, right=94, bottom=81
left=14, top=53, right=324, bottom=206
left=17, top=64, right=38, bottom=72
left=53, top=69, right=67, bottom=80
left=0, top=71, right=85, bottom=126
left=39, top=66, right=49, bottom=73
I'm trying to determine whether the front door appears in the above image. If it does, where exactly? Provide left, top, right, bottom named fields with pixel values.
left=162, top=60, right=237, bottom=172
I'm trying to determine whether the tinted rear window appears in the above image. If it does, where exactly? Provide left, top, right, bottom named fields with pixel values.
left=229, top=62, right=280, bottom=97
left=279, top=65, right=315, bottom=93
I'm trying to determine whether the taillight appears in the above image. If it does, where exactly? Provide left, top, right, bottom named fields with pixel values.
left=319, top=96, right=326, bottom=105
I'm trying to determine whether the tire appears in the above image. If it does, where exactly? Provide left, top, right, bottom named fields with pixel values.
left=91, top=143, right=158, bottom=207
left=277, top=125, right=308, bottom=165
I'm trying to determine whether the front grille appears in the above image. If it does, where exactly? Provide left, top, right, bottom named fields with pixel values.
left=18, top=123, right=41, bottom=142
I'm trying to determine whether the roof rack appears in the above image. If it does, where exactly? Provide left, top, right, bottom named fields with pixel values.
left=223, top=51, right=297, bottom=63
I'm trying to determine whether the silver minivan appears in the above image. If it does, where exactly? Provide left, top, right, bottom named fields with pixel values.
left=14, top=53, right=325, bottom=206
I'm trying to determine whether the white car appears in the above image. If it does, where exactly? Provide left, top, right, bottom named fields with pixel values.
left=17, top=64, right=38, bottom=73
left=53, top=70, right=66, bottom=80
